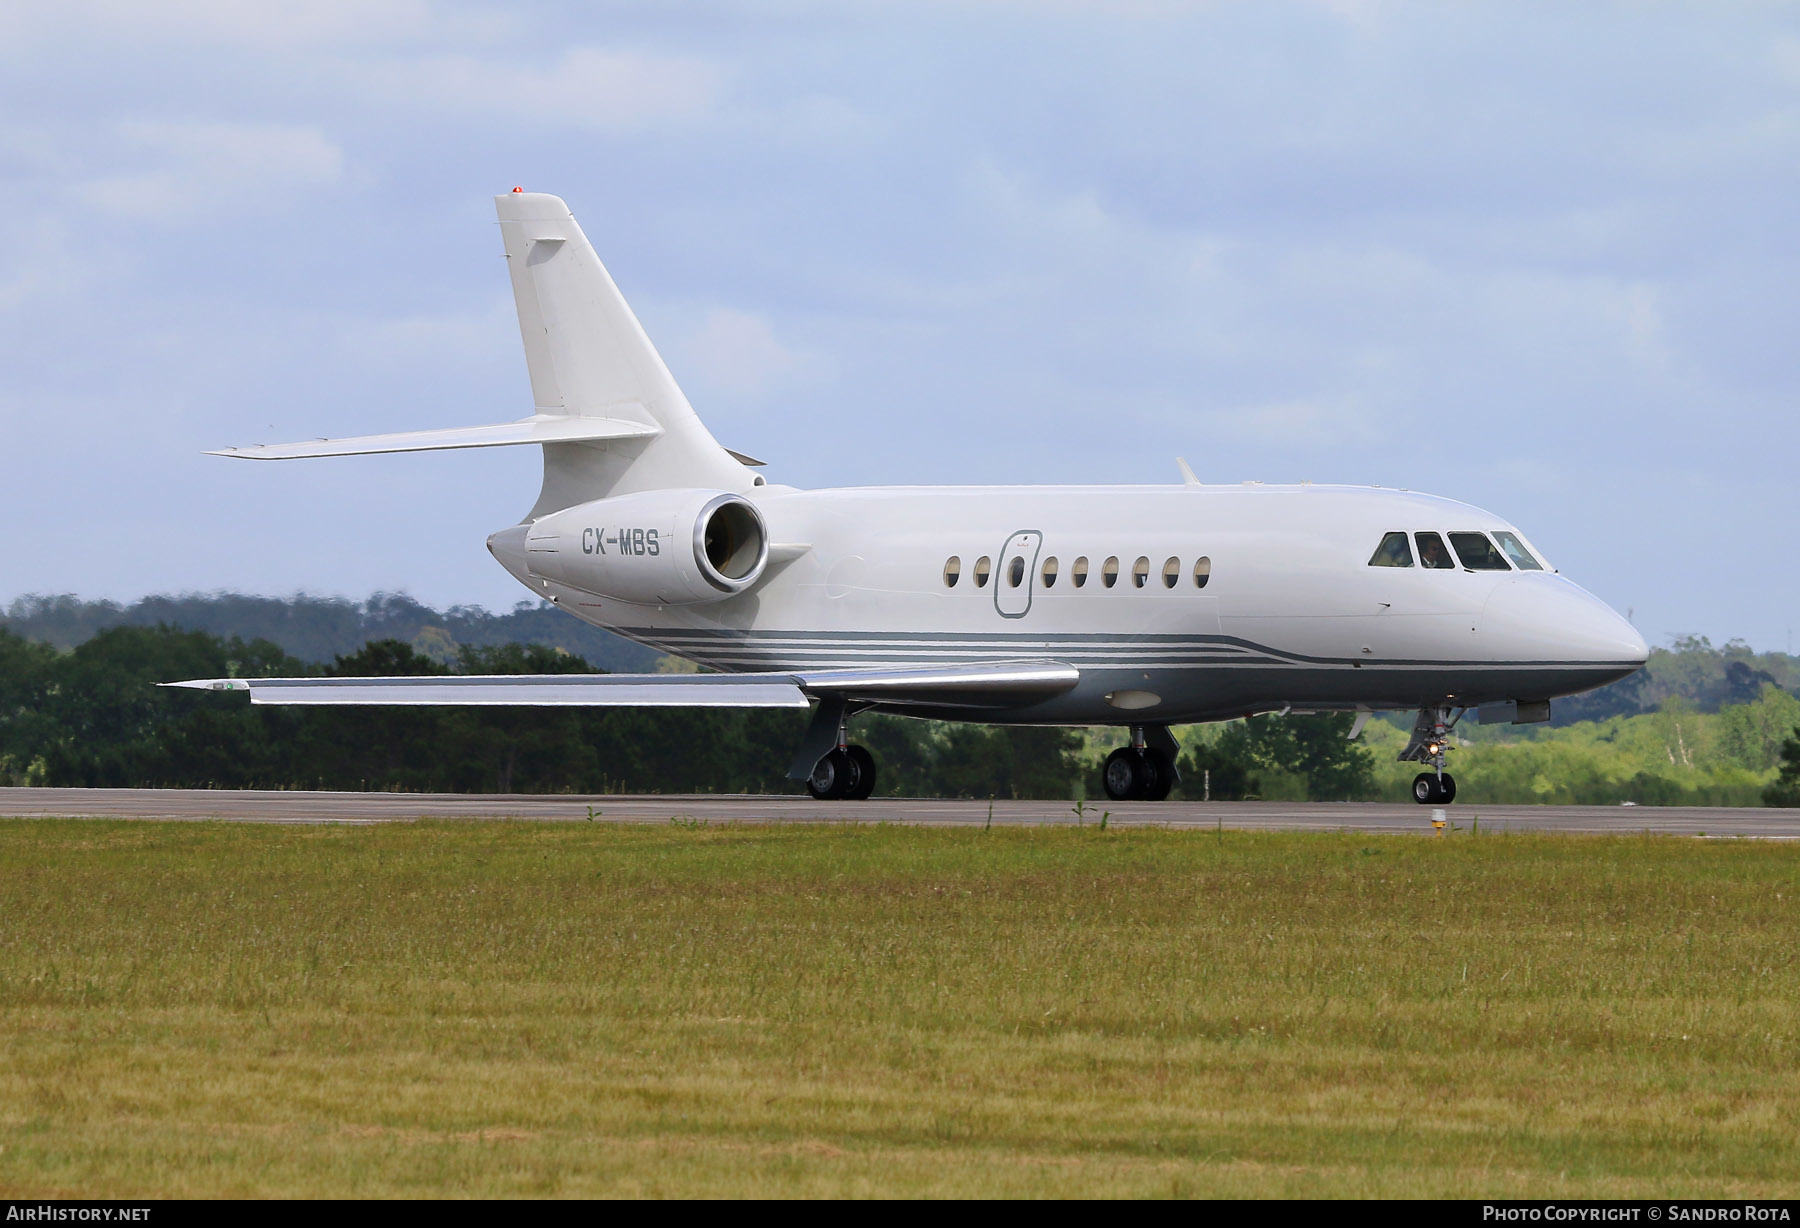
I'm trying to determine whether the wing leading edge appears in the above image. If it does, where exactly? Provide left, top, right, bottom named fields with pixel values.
left=161, top=660, right=1080, bottom=708
left=206, top=413, right=660, bottom=461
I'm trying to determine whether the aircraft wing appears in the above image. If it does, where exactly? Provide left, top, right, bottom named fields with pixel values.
left=161, top=660, right=1079, bottom=708
left=206, top=413, right=660, bottom=460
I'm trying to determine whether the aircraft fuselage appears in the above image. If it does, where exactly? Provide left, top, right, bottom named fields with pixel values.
left=491, top=481, right=1647, bottom=726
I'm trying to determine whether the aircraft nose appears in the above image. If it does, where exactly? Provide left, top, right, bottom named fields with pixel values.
left=1482, top=575, right=1648, bottom=667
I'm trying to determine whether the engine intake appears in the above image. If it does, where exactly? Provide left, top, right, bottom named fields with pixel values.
left=523, top=489, right=769, bottom=606
left=695, top=494, right=765, bottom=591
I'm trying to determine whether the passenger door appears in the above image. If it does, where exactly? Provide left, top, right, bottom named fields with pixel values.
left=994, top=530, right=1042, bottom=619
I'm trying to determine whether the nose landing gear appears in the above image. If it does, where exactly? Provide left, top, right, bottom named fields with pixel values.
left=1100, top=724, right=1180, bottom=801
left=1400, top=704, right=1461, bottom=805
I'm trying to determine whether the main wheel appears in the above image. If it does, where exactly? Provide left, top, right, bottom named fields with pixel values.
left=1411, top=771, right=1440, bottom=805
left=1102, top=748, right=1145, bottom=801
left=1437, top=772, right=1456, bottom=804
left=1142, top=748, right=1176, bottom=801
left=844, top=745, right=877, bottom=800
left=807, top=748, right=858, bottom=801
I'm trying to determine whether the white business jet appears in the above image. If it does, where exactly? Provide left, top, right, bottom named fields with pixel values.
left=173, top=190, right=1648, bottom=805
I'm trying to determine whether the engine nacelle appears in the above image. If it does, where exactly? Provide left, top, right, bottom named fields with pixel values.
left=523, top=489, right=769, bottom=606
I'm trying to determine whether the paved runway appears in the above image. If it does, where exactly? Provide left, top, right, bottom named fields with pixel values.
left=3, top=787, right=1798, bottom=836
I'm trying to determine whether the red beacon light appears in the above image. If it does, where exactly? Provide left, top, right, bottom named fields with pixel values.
left=511, top=186, right=524, bottom=193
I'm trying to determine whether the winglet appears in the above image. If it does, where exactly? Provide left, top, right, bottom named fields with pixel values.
left=1176, top=457, right=1201, bottom=486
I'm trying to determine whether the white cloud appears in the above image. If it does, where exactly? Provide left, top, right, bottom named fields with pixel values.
left=1190, top=397, right=1371, bottom=446
left=0, top=0, right=440, bottom=53
left=1774, top=35, right=1800, bottom=83
left=671, top=307, right=823, bottom=402
left=347, top=45, right=727, bottom=131
left=1622, top=282, right=1669, bottom=372
left=75, top=121, right=344, bottom=219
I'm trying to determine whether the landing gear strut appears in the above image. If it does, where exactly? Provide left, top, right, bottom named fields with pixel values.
left=1399, top=704, right=1460, bottom=805
left=1100, top=724, right=1179, bottom=802
left=789, top=697, right=877, bottom=801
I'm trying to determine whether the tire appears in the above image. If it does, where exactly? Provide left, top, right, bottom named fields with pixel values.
left=844, top=745, right=877, bottom=800
left=1437, top=773, right=1456, bottom=804
left=1142, top=748, right=1176, bottom=801
left=1412, top=772, right=1440, bottom=805
left=1102, top=748, right=1144, bottom=801
left=807, top=748, right=854, bottom=800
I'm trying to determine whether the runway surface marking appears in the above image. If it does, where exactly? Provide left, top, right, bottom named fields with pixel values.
left=3, top=788, right=1798, bottom=836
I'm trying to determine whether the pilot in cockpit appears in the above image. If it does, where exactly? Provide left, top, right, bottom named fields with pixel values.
left=1418, top=535, right=1452, bottom=569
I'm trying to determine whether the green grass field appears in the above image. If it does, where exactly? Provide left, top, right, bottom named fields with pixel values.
left=1, top=820, right=1797, bottom=1198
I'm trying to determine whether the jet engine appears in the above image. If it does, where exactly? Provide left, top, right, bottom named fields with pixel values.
left=521, top=489, right=769, bottom=606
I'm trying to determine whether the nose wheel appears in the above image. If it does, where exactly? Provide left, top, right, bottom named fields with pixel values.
left=1411, top=771, right=1457, bottom=805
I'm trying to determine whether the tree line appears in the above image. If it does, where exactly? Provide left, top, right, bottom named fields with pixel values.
left=5, top=609, right=1795, bottom=805
left=0, top=624, right=1387, bottom=800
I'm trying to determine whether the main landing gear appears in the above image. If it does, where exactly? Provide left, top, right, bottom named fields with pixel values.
left=808, top=744, right=876, bottom=801
left=1101, top=724, right=1181, bottom=802
left=1400, top=704, right=1461, bottom=805
left=789, top=697, right=877, bottom=801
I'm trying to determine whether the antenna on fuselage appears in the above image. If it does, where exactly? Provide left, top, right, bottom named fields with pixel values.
left=1175, top=457, right=1201, bottom=486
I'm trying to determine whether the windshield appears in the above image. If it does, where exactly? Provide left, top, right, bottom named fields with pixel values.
left=1415, top=532, right=1455, bottom=570
left=1368, top=532, right=1413, bottom=568
left=1449, top=532, right=1511, bottom=571
left=1492, top=530, right=1544, bottom=571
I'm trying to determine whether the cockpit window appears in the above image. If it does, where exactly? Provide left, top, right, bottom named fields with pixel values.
left=1416, top=532, right=1455, bottom=570
left=1368, top=532, right=1413, bottom=568
left=1449, top=532, right=1512, bottom=571
left=1492, top=530, right=1544, bottom=571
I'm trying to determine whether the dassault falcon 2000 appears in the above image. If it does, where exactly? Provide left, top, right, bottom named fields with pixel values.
left=172, top=189, right=1649, bottom=805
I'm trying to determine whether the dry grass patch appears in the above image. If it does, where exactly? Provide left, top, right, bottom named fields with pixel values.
left=0, top=820, right=1796, bottom=1196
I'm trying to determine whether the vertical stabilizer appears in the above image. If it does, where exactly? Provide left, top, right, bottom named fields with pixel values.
left=495, top=191, right=751, bottom=514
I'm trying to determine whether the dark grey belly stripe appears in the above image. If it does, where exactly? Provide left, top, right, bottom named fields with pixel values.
left=611, top=626, right=1625, bottom=671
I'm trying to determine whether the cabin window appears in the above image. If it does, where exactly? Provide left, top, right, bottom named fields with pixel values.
left=1194, top=556, right=1211, bottom=588
left=1072, top=557, right=1089, bottom=588
left=1492, top=531, right=1544, bottom=571
left=943, top=556, right=961, bottom=588
left=974, top=556, right=992, bottom=587
left=1008, top=556, right=1026, bottom=587
left=1041, top=556, right=1059, bottom=588
left=1102, top=556, right=1120, bottom=588
left=1450, top=532, right=1511, bottom=571
left=1132, top=557, right=1151, bottom=589
left=1416, top=532, right=1455, bottom=570
left=1162, top=557, right=1180, bottom=588
left=1368, top=532, right=1413, bottom=568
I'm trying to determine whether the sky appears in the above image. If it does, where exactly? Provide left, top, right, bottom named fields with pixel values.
left=1, top=0, right=1796, bottom=652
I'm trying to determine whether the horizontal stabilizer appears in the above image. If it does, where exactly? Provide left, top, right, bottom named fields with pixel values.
left=207, top=413, right=660, bottom=460
left=163, top=660, right=1079, bottom=708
